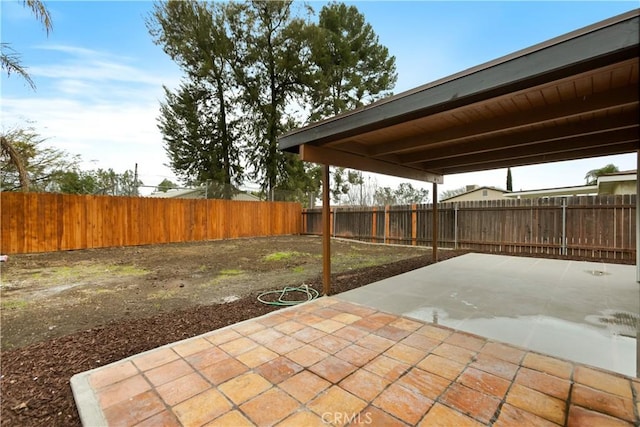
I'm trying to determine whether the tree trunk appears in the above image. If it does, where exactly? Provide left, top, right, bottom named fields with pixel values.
left=1, top=135, right=30, bottom=192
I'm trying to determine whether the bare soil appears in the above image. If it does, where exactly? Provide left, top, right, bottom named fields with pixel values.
left=0, top=235, right=464, bottom=427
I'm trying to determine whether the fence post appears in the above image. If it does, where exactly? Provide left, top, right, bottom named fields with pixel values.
left=330, top=207, right=335, bottom=237
left=384, top=205, right=390, bottom=244
left=302, top=209, right=306, bottom=234
left=562, top=198, right=567, bottom=255
left=371, top=207, right=377, bottom=243
left=411, top=204, right=417, bottom=246
left=454, top=203, right=459, bottom=250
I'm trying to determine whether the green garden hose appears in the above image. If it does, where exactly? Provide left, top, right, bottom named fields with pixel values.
left=257, top=284, right=319, bottom=306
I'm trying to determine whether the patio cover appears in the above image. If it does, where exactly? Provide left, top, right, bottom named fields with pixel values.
left=279, top=8, right=639, bottom=294
left=280, top=10, right=638, bottom=180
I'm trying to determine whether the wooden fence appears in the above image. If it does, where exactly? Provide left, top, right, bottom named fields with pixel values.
left=0, top=192, right=302, bottom=254
left=303, top=195, right=637, bottom=261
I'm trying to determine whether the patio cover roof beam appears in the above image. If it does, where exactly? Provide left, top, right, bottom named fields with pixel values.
left=334, top=80, right=639, bottom=158
left=417, top=129, right=639, bottom=171
left=400, top=111, right=640, bottom=165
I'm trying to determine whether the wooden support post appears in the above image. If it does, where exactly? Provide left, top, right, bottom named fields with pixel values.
left=322, top=165, right=331, bottom=296
left=433, top=183, right=438, bottom=262
left=411, top=204, right=417, bottom=246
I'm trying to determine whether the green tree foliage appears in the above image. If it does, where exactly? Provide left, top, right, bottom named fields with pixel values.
left=584, top=163, right=619, bottom=185
left=148, top=1, right=396, bottom=202
left=55, top=170, right=99, bottom=194
left=51, top=168, right=142, bottom=196
left=156, top=178, right=177, bottom=192
left=226, top=0, right=313, bottom=198
left=308, top=2, right=397, bottom=121
left=506, top=167, right=513, bottom=191
left=0, top=127, right=78, bottom=192
left=439, top=186, right=467, bottom=200
left=374, top=182, right=429, bottom=206
left=331, top=167, right=364, bottom=203
left=307, top=3, right=396, bottom=204
left=148, top=0, right=243, bottom=198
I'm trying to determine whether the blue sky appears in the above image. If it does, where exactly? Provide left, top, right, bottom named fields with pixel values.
left=1, top=1, right=638, bottom=196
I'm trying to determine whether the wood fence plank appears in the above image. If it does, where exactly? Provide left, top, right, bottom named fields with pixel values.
left=1, top=194, right=302, bottom=254
left=300, top=196, right=636, bottom=261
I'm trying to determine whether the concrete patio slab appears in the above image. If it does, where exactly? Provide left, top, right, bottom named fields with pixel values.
left=71, top=296, right=640, bottom=426
left=337, top=253, right=639, bottom=377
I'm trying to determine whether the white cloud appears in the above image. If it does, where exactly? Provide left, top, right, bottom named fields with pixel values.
left=1, top=43, right=182, bottom=188
left=29, top=44, right=174, bottom=90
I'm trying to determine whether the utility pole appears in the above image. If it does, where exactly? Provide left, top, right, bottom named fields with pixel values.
left=133, top=163, right=139, bottom=196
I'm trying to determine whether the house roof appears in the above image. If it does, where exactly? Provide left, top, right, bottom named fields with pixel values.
left=506, top=185, right=599, bottom=198
left=278, top=9, right=639, bottom=183
left=440, top=186, right=509, bottom=202
left=147, top=188, right=205, bottom=198
left=506, top=170, right=637, bottom=198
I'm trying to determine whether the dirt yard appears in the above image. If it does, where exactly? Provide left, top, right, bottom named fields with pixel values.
left=0, top=235, right=437, bottom=350
left=1, top=235, right=469, bottom=426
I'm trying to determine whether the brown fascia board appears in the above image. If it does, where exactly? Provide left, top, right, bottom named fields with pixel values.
left=279, top=9, right=639, bottom=153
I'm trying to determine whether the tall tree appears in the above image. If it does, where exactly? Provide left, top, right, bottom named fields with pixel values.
left=584, top=164, right=619, bottom=185
left=148, top=0, right=243, bottom=198
left=308, top=2, right=397, bottom=121
left=306, top=3, right=397, bottom=205
left=226, top=0, right=313, bottom=198
left=506, top=167, right=513, bottom=191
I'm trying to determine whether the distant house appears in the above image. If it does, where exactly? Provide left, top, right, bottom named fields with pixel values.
left=148, top=187, right=261, bottom=201
left=148, top=188, right=206, bottom=199
left=441, top=185, right=510, bottom=202
left=506, top=170, right=637, bottom=199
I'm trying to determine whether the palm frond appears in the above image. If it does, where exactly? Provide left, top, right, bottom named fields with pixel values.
left=25, top=0, right=53, bottom=34
left=0, top=44, right=36, bottom=90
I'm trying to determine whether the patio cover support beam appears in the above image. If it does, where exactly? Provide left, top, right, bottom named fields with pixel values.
left=433, top=183, right=438, bottom=263
left=299, top=144, right=443, bottom=184
left=322, top=164, right=331, bottom=296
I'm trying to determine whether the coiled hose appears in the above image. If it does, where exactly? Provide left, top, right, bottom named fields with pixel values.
left=257, top=284, right=319, bottom=306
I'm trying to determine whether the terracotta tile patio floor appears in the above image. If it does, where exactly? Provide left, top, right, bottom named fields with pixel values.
left=71, top=297, right=640, bottom=426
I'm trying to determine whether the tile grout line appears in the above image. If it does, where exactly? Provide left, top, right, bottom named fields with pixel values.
left=73, top=298, right=316, bottom=426
left=414, top=335, right=482, bottom=425
left=561, top=363, right=576, bottom=427
left=487, top=357, right=523, bottom=425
